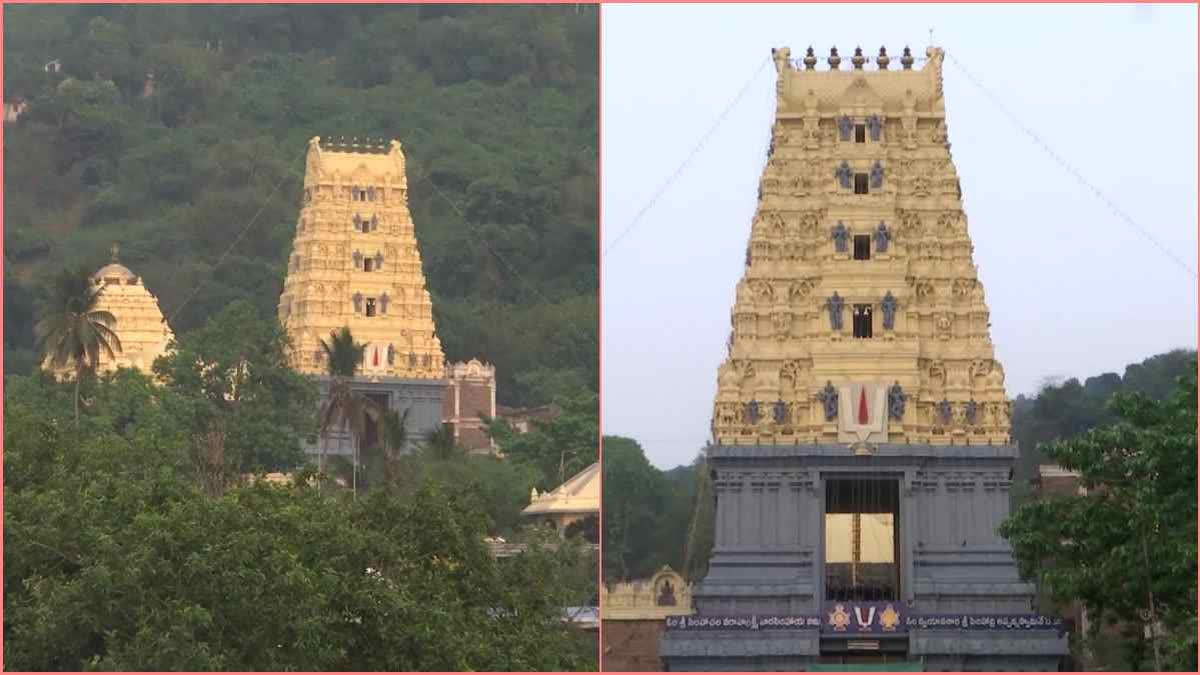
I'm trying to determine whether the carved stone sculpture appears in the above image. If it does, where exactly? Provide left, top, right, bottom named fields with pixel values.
left=747, top=399, right=761, bottom=424
left=936, top=399, right=953, bottom=425
left=874, top=221, right=891, bottom=253
left=831, top=221, right=850, bottom=252
left=888, top=381, right=906, bottom=420
left=819, top=381, right=839, bottom=421
left=772, top=399, right=788, bottom=424
left=870, top=160, right=884, bottom=189
left=837, top=115, right=853, bottom=141
left=867, top=114, right=882, bottom=141
left=835, top=161, right=853, bottom=189
left=880, top=291, right=898, bottom=330
left=825, top=292, right=845, bottom=331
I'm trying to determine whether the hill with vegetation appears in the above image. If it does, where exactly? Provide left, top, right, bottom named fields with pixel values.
left=3, top=4, right=598, bottom=407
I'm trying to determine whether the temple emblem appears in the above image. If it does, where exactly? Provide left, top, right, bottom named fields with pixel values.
left=827, top=604, right=851, bottom=632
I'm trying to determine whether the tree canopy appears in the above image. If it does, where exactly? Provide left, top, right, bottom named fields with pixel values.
left=4, top=364, right=597, bottom=670
left=1001, top=365, right=1197, bottom=671
left=3, top=4, right=598, bottom=408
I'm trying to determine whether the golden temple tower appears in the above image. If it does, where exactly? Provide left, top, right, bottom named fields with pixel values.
left=44, top=244, right=175, bottom=378
left=712, top=46, right=1010, bottom=448
left=278, top=136, right=445, bottom=378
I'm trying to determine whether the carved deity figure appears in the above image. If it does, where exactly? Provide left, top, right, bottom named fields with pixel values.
left=825, top=292, right=845, bottom=331
left=658, top=580, right=677, bottom=607
left=375, top=251, right=384, bottom=269
left=408, top=352, right=418, bottom=368
left=746, top=399, right=761, bottom=424
left=353, top=250, right=363, bottom=268
left=888, top=381, right=906, bottom=420
left=936, top=399, right=953, bottom=425
left=835, top=161, right=853, bottom=189
left=819, top=381, right=839, bottom=421
left=831, top=221, right=850, bottom=253
left=837, top=115, right=853, bottom=141
left=867, top=114, right=882, bottom=141
left=965, top=400, right=979, bottom=426
left=773, top=399, right=788, bottom=425
left=870, top=160, right=884, bottom=189
left=387, top=343, right=396, bottom=365
left=880, top=291, right=898, bottom=330
left=874, top=221, right=891, bottom=253
left=379, top=292, right=390, bottom=314
left=352, top=292, right=363, bottom=313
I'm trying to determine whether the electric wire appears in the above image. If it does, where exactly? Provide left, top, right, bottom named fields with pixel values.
left=602, top=54, right=773, bottom=258
left=413, top=169, right=599, bottom=370
left=166, top=147, right=306, bottom=324
left=946, top=50, right=1197, bottom=279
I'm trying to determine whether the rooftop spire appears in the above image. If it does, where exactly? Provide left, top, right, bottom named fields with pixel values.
left=110, top=242, right=120, bottom=262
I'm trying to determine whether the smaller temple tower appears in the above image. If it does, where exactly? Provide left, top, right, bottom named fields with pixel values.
left=44, top=244, right=174, bottom=378
left=443, top=359, right=498, bottom=454
left=278, top=137, right=447, bottom=457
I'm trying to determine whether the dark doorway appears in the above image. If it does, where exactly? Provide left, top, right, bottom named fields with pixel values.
left=824, top=478, right=900, bottom=602
left=360, top=392, right=389, bottom=451
left=854, top=173, right=869, bottom=194
left=853, top=235, right=871, bottom=260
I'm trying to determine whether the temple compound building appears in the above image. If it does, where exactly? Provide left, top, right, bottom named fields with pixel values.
left=660, top=47, right=1067, bottom=671
left=278, top=136, right=447, bottom=457
left=523, top=461, right=600, bottom=543
left=603, top=567, right=694, bottom=671
left=443, top=358, right=498, bottom=454
left=44, top=245, right=174, bottom=378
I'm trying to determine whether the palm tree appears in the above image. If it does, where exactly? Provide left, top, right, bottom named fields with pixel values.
left=35, top=266, right=122, bottom=427
left=422, top=423, right=464, bottom=461
left=379, top=407, right=410, bottom=486
left=317, top=327, right=378, bottom=497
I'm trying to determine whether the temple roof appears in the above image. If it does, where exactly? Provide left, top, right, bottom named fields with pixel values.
left=523, top=461, right=599, bottom=516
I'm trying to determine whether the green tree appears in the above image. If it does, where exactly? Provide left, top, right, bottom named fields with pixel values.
left=152, top=300, right=317, bottom=494
left=601, top=435, right=669, bottom=581
left=422, top=423, right=464, bottom=461
left=1000, top=368, right=1198, bottom=671
left=34, top=265, right=121, bottom=426
left=317, top=326, right=378, bottom=497
left=491, top=392, right=597, bottom=488
left=3, top=383, right=597, bottom=670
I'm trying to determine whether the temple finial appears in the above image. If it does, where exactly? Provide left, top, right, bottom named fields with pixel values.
left=110, top=243, right=119, bottom=262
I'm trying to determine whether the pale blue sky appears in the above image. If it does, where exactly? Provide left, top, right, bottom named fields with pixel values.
left=601, top=3, right=1198, bottom=469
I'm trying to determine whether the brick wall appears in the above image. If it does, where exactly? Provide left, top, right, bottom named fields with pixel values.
left=601, top=620, right=664, bottom=672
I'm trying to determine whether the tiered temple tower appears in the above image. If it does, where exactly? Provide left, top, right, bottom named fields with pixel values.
left=278, top=136, right=447, bottom=455
left=660, top=47, right=1066, bottom=671
left=44, top=245, right=174, bottom=379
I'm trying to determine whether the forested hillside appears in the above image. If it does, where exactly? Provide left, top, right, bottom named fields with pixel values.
left=3, top=4, right=598, bottom=407
left=602, top=349, right=1197, bottom=583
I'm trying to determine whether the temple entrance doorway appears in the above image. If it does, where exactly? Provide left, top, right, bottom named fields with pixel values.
left=824, top=477, right=900, bottom=602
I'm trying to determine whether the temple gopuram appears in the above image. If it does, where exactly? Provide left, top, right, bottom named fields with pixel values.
left=43, top=245, right=174, bottom=379
left=278, top=136, right=447, bottom=457
left=659, top=46, right=1067, bottom=671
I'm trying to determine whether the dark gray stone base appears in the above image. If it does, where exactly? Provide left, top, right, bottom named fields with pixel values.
left=306, top=375, right=446, bottom=458
left=659, top=442, right=1069, bottom=671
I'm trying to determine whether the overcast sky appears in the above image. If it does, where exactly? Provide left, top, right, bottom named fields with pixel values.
left=601, top=3, right=1198, bottom=470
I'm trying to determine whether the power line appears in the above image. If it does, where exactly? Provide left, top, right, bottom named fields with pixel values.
left=945, top=50, right=1197, bottom=280
left=602, top=54, right=773, bottom=258
left=414, top=170, right=599, bottom=369
left=166, top=148, right=305, bottom=324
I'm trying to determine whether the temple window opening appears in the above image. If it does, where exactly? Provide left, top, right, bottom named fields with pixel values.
left=853, top=173, right=869, bottom=194
left=853, top=235, right=870, bottom=260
